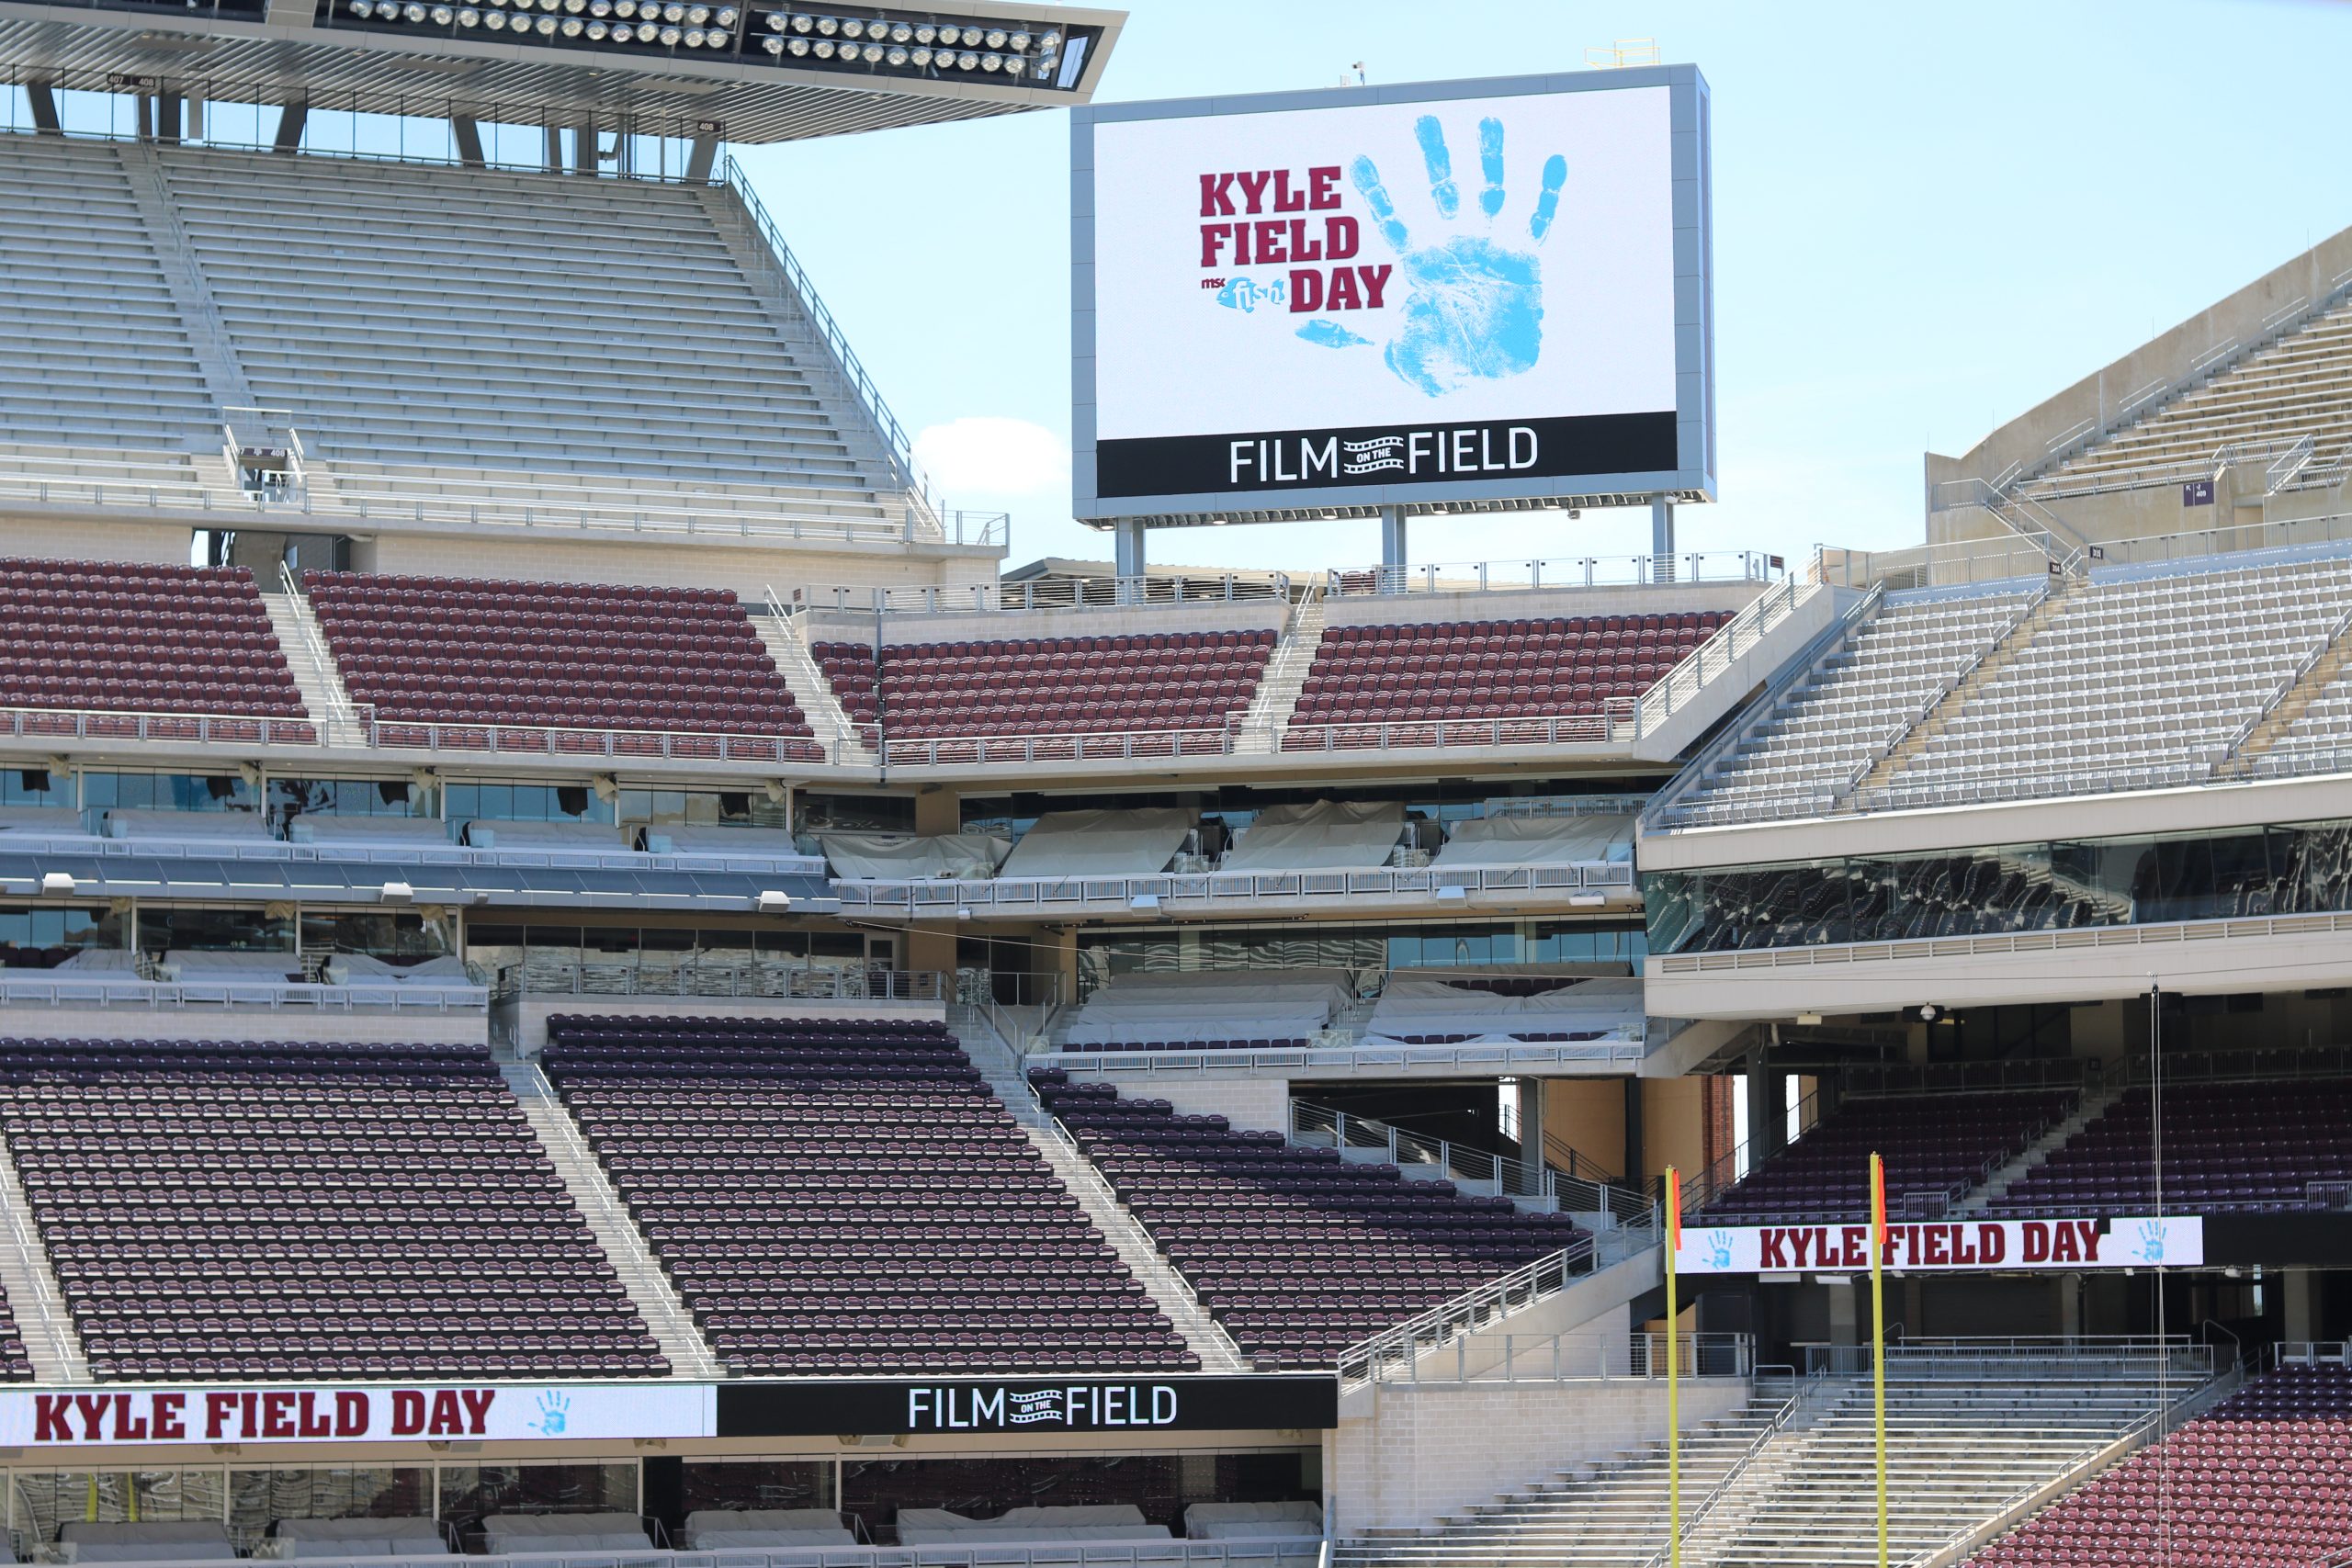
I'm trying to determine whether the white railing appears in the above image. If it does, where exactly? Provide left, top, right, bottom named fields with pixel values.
left=278, top=559, right=361, bottom=733
left=1045, top=1036, right=1647, bottom=1077
left=29, top=1548, right=1327, bottom=1568
left=0, top=829, right=824, bottom=878
left=1290, top=1101, right=1654, bottom=1225
left=1351, top=1329, right=1751, bottom=1388
left=876, top=726, right=1245, bottom=767
left=360, top=710, right=838, bottom=765
left=0, top=702, right=323, bottom=747
left=501, top=963, right=946, bottom=1005
left=807, top=573, right=1292, bottom=615
left=833, top=861, right=1635, bottom=916
left=1625, top=570, right=1821, bottom=740
left=1799, top=1336, right=2213, bottom=1381
left=721, top=157, right=942, bottom=538
left=0, top=976, right=486, bottom=1011
left=1333, top=1241, right=1610, bottom=1386
left=1326, top=552, right=1781, bottom=595
left=1276, top=708, right=1620, bottom=754
left=0, top=1137, right=80, bottom=1378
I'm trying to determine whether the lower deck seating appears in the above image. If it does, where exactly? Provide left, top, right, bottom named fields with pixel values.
left=813, top=630, right=1274, bottom=746
left=1702, top=1089, right=2074, bottom=1224
left=543, top=1016, right=1199, bottom=1376
left=1284, top=611, right=1728, bottom=746
left=0, top=1039, right=662, bottom=1380
left=1984, top=1077, right=2352, bottom=1216
left=1035, top=1071, right=1585, bottom=1369
left=0, top=558, right=306, bottom=720
left=303, top=570, right=816, bottom=748
left=1964, top=1364, right=2352, bottom=1568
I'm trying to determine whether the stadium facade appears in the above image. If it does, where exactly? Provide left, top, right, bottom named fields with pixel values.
left=0, top=11, right=2343, bottom=1567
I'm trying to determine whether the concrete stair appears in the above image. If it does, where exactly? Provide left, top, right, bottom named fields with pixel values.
left=1235, top=587, right=1327, bottom=753
left=752, top=610, right=867, bottom=760
left=1956, top=1084, right=2123, bottom=1215
left=1849, top=580, right=2079, bottom=797
left=2219, top=609, right=2352, bottom=773
left=948, top=1007, right=1249, bottom=1373
left=263, top=591, right=367, bottom=745
left=115, top=141, right=260, bottom=419
left=0, top=1132, right=87, bottom=1382
left=497, top=1060, right=726, bottom=1379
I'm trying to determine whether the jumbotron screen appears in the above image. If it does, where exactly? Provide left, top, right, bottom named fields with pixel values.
left=1072, top=70, right=1713, bottom=519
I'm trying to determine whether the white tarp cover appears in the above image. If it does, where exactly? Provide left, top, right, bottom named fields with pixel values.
left=102, top=809, right=271, bottom=843
left=997, top=808, right=1194, bottom=879
left=819, top=832, right=1011, bottom=881
left=1063, top=968, right=1350, bottom=1046
left=642, top=827, right=819, bottom=870
left=0, top=806, right=91, bottom=838
left=1366, top=975, right=1645, bottom=1043
left=288, top=816, right=449, bottom=847
left=462, top=820, right=624, bottom=850
left=159, top=950, right=305, bottom=980
left=1430, top=813, right=1635, bottom=867
left=1220, top=800, right=1406, bottom=872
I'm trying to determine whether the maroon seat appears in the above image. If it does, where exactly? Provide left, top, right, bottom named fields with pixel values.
left=0, top=559, right=307, bottom=721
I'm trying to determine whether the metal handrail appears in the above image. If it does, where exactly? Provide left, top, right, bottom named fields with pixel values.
left=502, top=963, right=945, bottom=1003
left=278, top=559, right=360, bottom=733
left=1834, top=573, right=2056, bottom=801
left=0, top=702, right=324, bottom=747
left=0, top=976, right=486, bottom=1011
left=831, top=573, right=1292, bottom=615
left=1291, top=1101, right=1654, bottom=1224
left=363, top=711, right=837, bottom=765
left=1333, top=1239, right=1600, bottom=1386
left=1277, top=707, right=1623, bottom=752
left=1626, top=571, right=1817, bottom=740
left=719, top=156, right=938, bottom=535
left=1634, top=1368, right=1821, bottom=1568
left=875, top=725, right=1247, bottom=766
left=1650, top=908, right=2352, bottom=978
left=834, top=860, right=1636, bottom=914
left=1325, top=551, right=1780, bottom=595
left=2217, top=595, right=2352, bottom=764
left=0, top=1134, right=79, bottom=1376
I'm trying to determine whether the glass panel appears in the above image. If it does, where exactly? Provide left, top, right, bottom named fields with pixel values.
left=228, top=1468, right=432, bottom=1546
left=838, top=1452, right=1310, bottom=1547
left=136, top=907, right=294, bottom=955
left=435, top=1462, right=638, bottom=1540
left=11, top=1470, right=228, bottom=1556
left=677, top=1461, right=830, bottom=1515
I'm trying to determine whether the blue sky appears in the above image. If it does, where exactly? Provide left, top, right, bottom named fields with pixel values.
left=735, top=0, right=2352, bottom=576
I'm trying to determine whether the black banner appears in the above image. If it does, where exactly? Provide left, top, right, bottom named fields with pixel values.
left=1095, top=411, right=1678, bottom=501
left=718, top=1374, right=1338, bottom=1437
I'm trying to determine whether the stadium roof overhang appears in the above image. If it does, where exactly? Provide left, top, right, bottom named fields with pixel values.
left=0, top=0, right=1122, bottom=142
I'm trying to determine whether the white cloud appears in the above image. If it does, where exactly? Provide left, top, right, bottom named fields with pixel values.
left=912, top=417, right=1069, bottom=500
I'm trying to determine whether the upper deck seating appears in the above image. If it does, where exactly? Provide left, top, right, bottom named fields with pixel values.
left=1283, top=613, right=1727, bottom=749
left=0, top=1039, right=662, bottom=1381
left=2019, top=299, right=2352, bottom=502
left=0, top=558, right=305, bottom=720
left=1035, top=1071, right=1586, bottom=1369
left=0, top=135, right=219, bottom=453
left=1965, top=1364, right=2352, bottom=1568
left=1661, top=589, right=2032, bottom=824
left=543, top=1016, right=1199, bottom=1376
left=1983, top=1077, right=2352, bottom=1216
left=813, top=631, right=1274, bottom=748
left=153, top=146, right=901, bottom=525
left=1701, top=1089, right=2074, bottom=1224
left=302, top=571, right=815, bottom=749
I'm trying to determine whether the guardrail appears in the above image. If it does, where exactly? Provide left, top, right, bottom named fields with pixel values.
left=798, top=573, right=1293, bottom=615
left=500, top=964, right=946, bottom=1004
left=1325, top=552, right=1781, bottom=595
left=1354, top=1329, right=1751, bottom=1387
left=1276, top=709, right=1619, bottom=753
left=0, top=976, right=486, bottom=1011
left=1334, top=1242, right=1599, bottom=1386
left=0, top=829, right=826, bottom=877
left=362, top=713, right=836, bottom=764
left=1291, top=1101, right=1654, bottom=1225
left=1634, top=1366, right=1817, bottom=1568
left=1044, top=1036, right=1648, bottom=1077
left=1623, top=570, right=1815, bottom=742
left=874, top=727, right=1243, bottom=767
left=1800, top=1336, right=2214, bottom=1381
left=0, top=704, right=322, bottom=747
left=834, top=861, right=1636, bottom=916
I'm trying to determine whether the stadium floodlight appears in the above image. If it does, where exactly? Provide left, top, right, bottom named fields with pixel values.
left=483, top=11, right=506, bottom=27
left=457, top=7, right=479, bottom=23
left=811, top=37, right=831, bottom=54
left=813, top=12, right=833, bottom=31
left=661, top=4, right=682, bottom=21
left=1007, top=29, right=1027, bottom=50
left=980, top=51, right=1001, bottom=69
left=763, top=8, right=781, bottom=24
left=955, top=48, right=977, bottom=68
left=838, top=17, right=860, bottom=36
left=933, top=22, right=958, bottom=42
left=859, top=41, right=880, bottom=61
left=586, top=19, right=606, bottom=36
left=347, top=0, right=371, bottom=15
left=715, top=8, right=737, bottom=26
left=888, top=20, right=908, bottom=40
left=685, top=5, right=707, bottom=21
left=912, top=22, right=933, bottom=41
left=908, top=44, right=929, bottom=63
left=608, top=22, right=629, bottom=38
left=786, top=34, right=807, bottom=51
left=761, top=34, right=780, bottom=51
left=659, top=24, right=681, bottom=42
left=885, top=43, right=906, bottom=63
left=535, top=15, right=557, bottom=33
left=561, top=17, right=583, bottom=35
left=705, top=28, right=729, bottom=44
left=983, top=27, right=1004, bottom=46
left=789, top=10, right=808, bottom=28
left=683, top=28, right=704, bottom=45
left=431, top=5, right=452, bottom=20
left=401, top=5, right=424, bottom=21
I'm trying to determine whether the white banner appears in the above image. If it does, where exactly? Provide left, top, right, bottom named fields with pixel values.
left=1675, top=1216, right=2204, bottom=1275
left=0, top=1382, right=716, bottom=1448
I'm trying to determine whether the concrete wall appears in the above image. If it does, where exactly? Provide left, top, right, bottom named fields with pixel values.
left=1096, top=1075, right=1290, bottom=1135
left=514, top=992, right=945, bottom=1051
left=0, top=1004, right=486, bottom=1045
left=0, top=511, right=204, bottom=565
left=1329, top=1374, right=1748, bottom=1534
left=1925, top=220, right=2352, bottom=505
left=358, top=530, right=992, bottom=604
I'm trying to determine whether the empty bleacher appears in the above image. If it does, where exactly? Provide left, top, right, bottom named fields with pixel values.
left=1984, top=1077, right=2352, bottom=1216
left=542, top=1016, right=1201, bottom=1376
left=0, top=558, right=307, bottom=721
left=1880, top=555, right=2352, bottom=796
left=1283, top=612, right=1727, bottom=750
left=1663, top=587, right=2034, bottom=823
left=0, top=1039, right=663, bottom=1380
left=302, top=570, right=816, bottom=747
left=153, top=146, right=901, bottom=525
left=0, top=134, right=220, bottom=455
left=1964, top=1362, right=2352, bottom=1568
left=2020, top=298, right=2352, bottom=502
left=814, top=630, right=1274, bottom=749
left=1035, top=1071, right=1586, bottom=1369
left=1700, top=1089, right=2075, bottom=1224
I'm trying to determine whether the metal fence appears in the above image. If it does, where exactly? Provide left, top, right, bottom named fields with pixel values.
left=834, top=861, right=1635, bottom=917
left=499, top=964, right=946, bottom=1004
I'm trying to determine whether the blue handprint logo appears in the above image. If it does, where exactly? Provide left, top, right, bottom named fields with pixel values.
left=1301, top=114, right=1567, bottom=397
left=2131, top=1221, right=2166, bottom=1265
left=531, top=1391, right=570, bottom=1437
left=1703, top=1230, right=1735, bottom=1270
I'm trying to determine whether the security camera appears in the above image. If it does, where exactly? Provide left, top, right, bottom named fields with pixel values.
left=1917, top=1004, right=1940, bottom=1022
